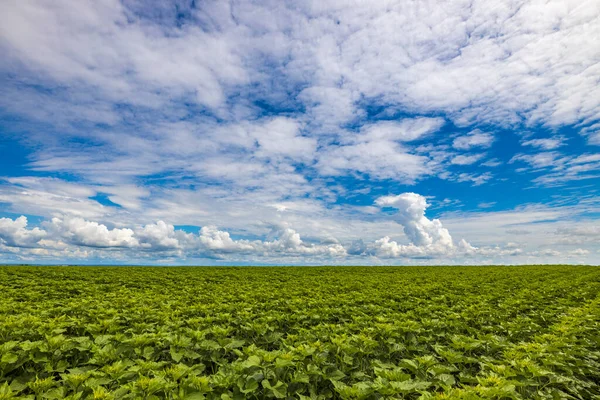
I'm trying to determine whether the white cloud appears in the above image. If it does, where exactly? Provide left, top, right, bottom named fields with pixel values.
left=0, top=195, right=598, bottom=264
left=510, top=152, right=566, bottom=169
left=529, top=249, right=561, bottom=257
left=482, top=158, right=502, bottom=167
left=317, top=140, right=432, bottom=182
left=47, top=217, right=139, bottom=248
left=452, top=130, right=494, bottom=150
left=556, top=226, right=600, bottom=237
left=0, top=1, right=599, bottom=264
left=581, top=123, right=600, bottom=145
left=195, top=225, right=348, bottom=257
left=1, top=174, right=598, bottom=264
left=360, top=118, right=445, bottom=143
left=371, top=236, right=430, bottom=258
left=522, top=137, right=565, bottom=150
left=3, top=0, right=596, bottom=192
left=6, top=0, right=598, bottom=133
left=372, top=193, right=460, bottom=257
left=571, top=154, right=600, bottom=164
left=370, top=193, right=528, bottom=259
left=316, top=117, right=447, bottom=182
left=375, top=193, right=453, bottom=248
left=261, top=227, right=347, bottom=256
left=510, top=152, right=600, bottom=186
left=569, top=248, right=590, bottom=256
left=0, top=0, right=247, bottom=112
left=455, top=172, right=493, bottom=186
left=0, top=216, right=46, bottom=247
left=0, top=214, right=347, bottom=260
left=136, top=221, right=184, bottom=251
left=464, top=244, right=523, bottom=257
left=0, top=177, right=150, bottom=218
left=250, top=118, right=317, bottom=161
left=197, top=226, right=256, bottom=253
left=451, top=154, right=485, bottom=165
left=104, top=185, right=150, bottom=211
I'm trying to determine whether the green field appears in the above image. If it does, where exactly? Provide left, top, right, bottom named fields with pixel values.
left=1, top=266, right=599, bottom=399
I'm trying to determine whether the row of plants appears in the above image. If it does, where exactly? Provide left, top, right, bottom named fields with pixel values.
left=0, top=266, right=598, bottom=399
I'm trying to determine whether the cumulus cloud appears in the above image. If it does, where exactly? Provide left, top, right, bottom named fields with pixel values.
left=0, top=216, right=47, bottom=248
left=0, top=215, right=346, bottom=260
left=197, top=226, right=256, bottom=253
left=47, top=217, right=139, bottom=248
left=262, top=227, right=347, bottom=256
left=371, top=193, right=464, bottom=258
left=198, top=225, right=347, bottom=257
left=369, top=193, right=530, bottom=259
left=0, top=201, right=598, bottom=263
left=136, top=221, right=185, bottom=250
left=375, top=193, right=453, bottom=248
left=371, top=236, right=430, bottom=258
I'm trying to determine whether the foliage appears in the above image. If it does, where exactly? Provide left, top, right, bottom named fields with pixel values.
left=0, top=265, right=599, bottom=399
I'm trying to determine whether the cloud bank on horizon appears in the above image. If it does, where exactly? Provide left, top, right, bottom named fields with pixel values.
left=0, top=0, right=599, bottom=264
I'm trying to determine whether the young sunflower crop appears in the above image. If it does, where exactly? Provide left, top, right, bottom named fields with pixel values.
left=0, top=266, right=598, bottom=399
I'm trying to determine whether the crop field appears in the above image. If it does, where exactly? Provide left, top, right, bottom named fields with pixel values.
left=0, top=266, right=599, bottom=399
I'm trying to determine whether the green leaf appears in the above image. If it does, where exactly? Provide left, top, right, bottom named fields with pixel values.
left=0, top=382, right=14, bottom=397
left=9, top=379, right=27, bottom=393
left=275, top=358, right=294, bottom=368
left=292, top=372, right=310, bottom=384
left=200, top=340, right=221, bottom=351
left=399, top=359, right=419, bottom=373
left=390, top=380, right=431, bottom=393
left=241, top=355, right=261, bottom=369
left=1, top=353, right=18, bottom=364
left=224, top=339, right=245, bottom=349
left=239, top=379, right=259, bottom=394
left=170, top=348, right=184, bottom=362
left=437, top=374, right=456, bottom=386
left=326, top=369, right=346, bottom=381
left=143, top=346, right=155, bottom=359
left=183, top=393, right=205, bottom=400
left=41, top=387, right=66, bottom=400
left=262, top=380, right=287, bottom=399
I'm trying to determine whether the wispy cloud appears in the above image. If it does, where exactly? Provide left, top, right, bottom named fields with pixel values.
left=452, top=130, right=494, bottom=150
left=522, top=137, right=565, bottom=150
left=1, top=0, right=599, bottom=264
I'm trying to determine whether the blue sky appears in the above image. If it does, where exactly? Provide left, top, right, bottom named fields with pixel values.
left=0, top=0, right=599, bottom=265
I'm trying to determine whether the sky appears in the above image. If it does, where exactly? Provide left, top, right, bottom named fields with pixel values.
left=0, top=0, right=599, bottom=265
